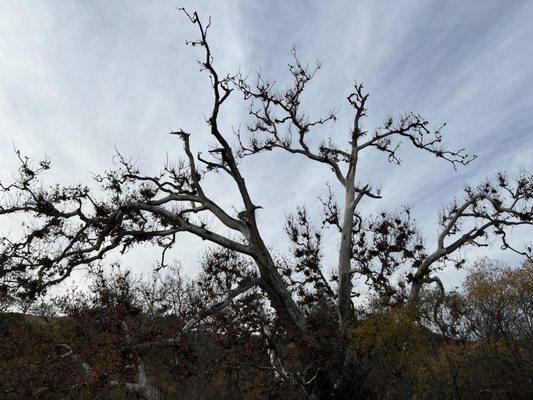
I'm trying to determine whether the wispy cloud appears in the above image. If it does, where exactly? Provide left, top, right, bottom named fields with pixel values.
left=0, top=1, right=531, bottom=289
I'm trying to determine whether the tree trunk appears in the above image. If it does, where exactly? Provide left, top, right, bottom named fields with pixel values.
left=254, top=246, right=308, bottom=336
left=337, top=179, right=356, bottom=338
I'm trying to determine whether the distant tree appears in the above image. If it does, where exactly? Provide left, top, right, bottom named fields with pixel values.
left=462, top=258, right=533, bottom=340
left=1, top=9, right=532, bottom=399
left=413, top=259, right=532, bottom=400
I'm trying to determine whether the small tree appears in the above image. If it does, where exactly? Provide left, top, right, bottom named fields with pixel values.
left=1, top=10, right=531, bottom=398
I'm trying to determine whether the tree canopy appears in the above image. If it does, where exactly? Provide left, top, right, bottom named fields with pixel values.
left=1, top=10, right=531, bottom=400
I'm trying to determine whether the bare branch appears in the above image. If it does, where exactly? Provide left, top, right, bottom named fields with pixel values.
left=133, top=277, right=261, bottom=351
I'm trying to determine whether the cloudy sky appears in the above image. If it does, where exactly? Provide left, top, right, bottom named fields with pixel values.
left=1, top=1, right=532, bottom=291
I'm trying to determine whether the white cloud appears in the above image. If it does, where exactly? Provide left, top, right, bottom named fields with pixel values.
left=0, top=0, right=531, bottom=290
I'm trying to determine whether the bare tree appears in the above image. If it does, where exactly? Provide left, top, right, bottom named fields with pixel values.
left=1, top=9, right=531, bottom=398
